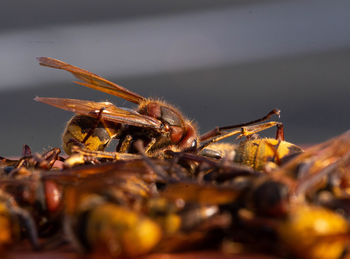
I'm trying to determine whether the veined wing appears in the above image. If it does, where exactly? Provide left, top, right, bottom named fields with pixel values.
left=35, top=97, right=162, bottom=129
left=37, top=57, right=145, bottom=104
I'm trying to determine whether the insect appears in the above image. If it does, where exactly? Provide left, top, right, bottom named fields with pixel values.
left=201, top=122, right=303, bottom=172
left=64, top=193, right=162, bottom=257
left=35, top=57, right=280, bottom=160
left=59, top=164, right=173, bottom=257
left=61, top=171, right=226, bottom=256
left=252, top=130, right=350, bottom=258
left=233, top=124, right=303, bottom=171
left=35, top=57, right=199, bottom=157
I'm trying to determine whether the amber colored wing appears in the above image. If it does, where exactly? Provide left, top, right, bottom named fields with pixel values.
left=35, top=97, right=162, bottom=129
left=37, top=57, right=145, bottom=104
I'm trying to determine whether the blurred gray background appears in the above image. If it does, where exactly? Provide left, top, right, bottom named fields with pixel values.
left=1, top=0, right=350, bottom=156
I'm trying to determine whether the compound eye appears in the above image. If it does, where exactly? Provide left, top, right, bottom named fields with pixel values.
left=182, top=138, right=197, bottom=152
left=160, top=106, right=183, bottom=127
left=191, top=139, right=197, bottom=149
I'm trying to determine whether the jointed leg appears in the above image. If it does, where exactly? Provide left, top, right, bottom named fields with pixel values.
left=199, top=121, right=281, bottom=150
left=82, top=108, right=105, bottom=144
left=119, top=135, right=133, bottom=153
left=275, top=123, right=285, bottom=141
left=200, top=109, right=280, bottom=142
left=64, top=146, right=141, bottom=167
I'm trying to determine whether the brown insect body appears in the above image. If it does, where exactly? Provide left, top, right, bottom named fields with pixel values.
left=35, top=57, right=198, bottom=156
left=121, top=99, right=197, bottom=154
left=200, top=122, right=303, bottom=172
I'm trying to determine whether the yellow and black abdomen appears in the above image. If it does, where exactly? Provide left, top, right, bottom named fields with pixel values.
left=62, top=115, right=120, bottom=154
left=234, top=138, right=303, bottom=171
left=278, top=205, right=348, bottom=259
left=69, top=200, right=162, bottom=257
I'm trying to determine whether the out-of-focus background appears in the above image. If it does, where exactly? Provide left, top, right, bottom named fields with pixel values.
left=1, top=0, right=349, bottom=156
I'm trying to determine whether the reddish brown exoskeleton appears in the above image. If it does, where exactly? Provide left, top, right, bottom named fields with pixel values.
left=35, top=57, right=198, bottom=158
left=35, top=57, right=280, bottom=162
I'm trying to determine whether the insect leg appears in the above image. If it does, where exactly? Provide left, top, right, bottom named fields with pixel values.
left=199, top=121, right=280, bottom=150
left=256, top=123, right=285, bottom=166
left=64, top=146, right=141, bottom=167
left=81, top=108, right=105, bottom=144
left=119, top=135, right=133, bottom=153
left=145, top=138, right=156, bottom=155
left=276, top=123, right=285, bottom=141
left=200, top=109, right=280, bottom=142
left=41, top=148, right=62, bottom=169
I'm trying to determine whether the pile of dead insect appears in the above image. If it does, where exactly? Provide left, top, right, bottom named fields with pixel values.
left=0, top=57, right=349, bottom=259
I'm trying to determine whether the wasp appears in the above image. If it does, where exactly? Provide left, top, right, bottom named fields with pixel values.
left=35, top=57, right=199, bottom=157
left=201, top=122, right=303, bottom=172
left=35, top=57, right=280, bottom=160
left=64, top=193, right=162, bottom=257
left=233, top=123, right=303, bottom=171
left=58, top=166, right=164, bottom=257
left=62, top=180, right=227, bottom=256
left=232, top=130, right=350, bottom=258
